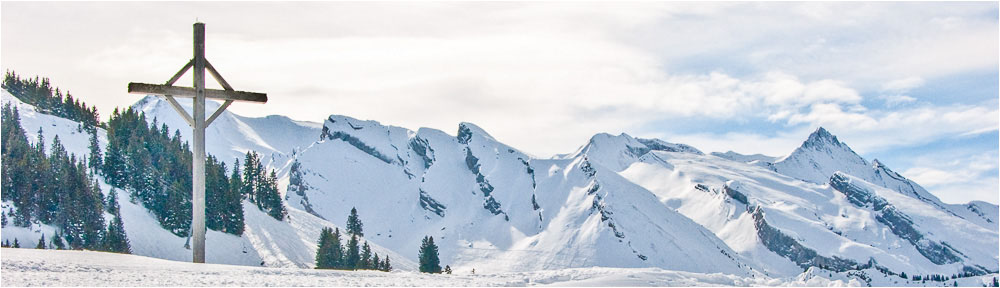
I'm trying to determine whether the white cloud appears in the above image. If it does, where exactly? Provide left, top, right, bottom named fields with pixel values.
left=877, top=77, right=924, bottom=107
left=1, top=2, right=995, bottom=205
left=879, top=94, right=917, bottom=107
left=881, top=77, right=926, bottom=92
left=903, top=152, right=999, bottom=205
left=1, top=2, right=996, bottom=161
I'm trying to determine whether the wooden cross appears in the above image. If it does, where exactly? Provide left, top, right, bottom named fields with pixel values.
left=127, top=22, right=266, bottom=263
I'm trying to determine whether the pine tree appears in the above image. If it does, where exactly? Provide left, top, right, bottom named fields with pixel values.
left=241, top=152, right=259, bottom=202
left=381, top=256, right=392, bottom=272
left=206, top=156, right=237, bottom=233
left=372, top=252, right=380, bottom=272
left=346, top=207, right=363, bottom=237
left=345, top=234, right=360, bottom=270
left=226, top=159, right=245, bottom=235
left=101, top=137, right=126, bottom=187
left=315, top=227, right=336, bottom=269
left=240, top=152, right=284, bottom=221
left=52, top=232, right=65, bottom=250
left=36, top=234, right=46, bottom=249
left=330, top=228, right=345, bottom=269
left=1, top=212, right=6, bottom=228
left=87, top=130, right=101, bottom=173
left=13, top=238, right=20, bottom=248
left=103, top=191, right=131, bottom=254
left=360, top=241, right=372, bottom=270
left=418, top=236, right=441, bottom=273
left=106, top=189, right=119, bottom=214
left=263, top=170, right=285, bottom=220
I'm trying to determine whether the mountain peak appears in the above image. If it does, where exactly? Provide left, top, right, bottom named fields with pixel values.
left=772, top=127, right=869, bottom=184
left=635, top=137, right=704, bottom=155
left=457, top=122, right=496, bottom=144
left=802, top=127, right=843, bottom=149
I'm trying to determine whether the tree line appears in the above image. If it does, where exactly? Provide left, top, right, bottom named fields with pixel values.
left=312, top=207, right=451, bottom=275
left=1, top=103, right=129, bottom=253
left=100, top=106, right=285, bottom=237
left=3, top=72, right=283, bottom=248
left=2, top=71, right=99, bottom=130
left=315, top=208, right=392, bottom=271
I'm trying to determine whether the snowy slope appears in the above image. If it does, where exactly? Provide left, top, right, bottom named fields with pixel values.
left=711, top=151, right=779, bottom=165
left=29, top=248, right=986, bottom=286
left=132, top=95, right=321, bottom=167
left=286, top=115, right=758, bottom=274
left=1, top=90, right=415, bottom=271
left=611, top=131, right=998, bottom=277
left=4, top=88, right=996, bottom=280
left=2, top=90, right=104, bottom=162
left=769, top=128, right=998, bottom=232
left=948, top=201, right=999, bottom=231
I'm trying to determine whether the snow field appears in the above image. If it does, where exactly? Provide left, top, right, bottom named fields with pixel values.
left=0, top=248, right=876, bottom=286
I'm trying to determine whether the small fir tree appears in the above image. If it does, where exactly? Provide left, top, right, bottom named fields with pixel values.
left=381, top=256, right=392, bottom=272
left=345, top=234, right=360, bottom=270
left=330, top=228, right=345, bottom=269
left=315, top=227, right=336, bottom=269
left=52, top=232, right=65, bottom=250
left=103, top=191, right=131, bottom=254
left=360, top=242, right=372, bottom=269
left=346, top=207, right=363, bottom=237
left=418, top=236, right=441, bottom=273
left=36, top=234, right=46, bottom=249
left=87, top=130, right=101, bottom=173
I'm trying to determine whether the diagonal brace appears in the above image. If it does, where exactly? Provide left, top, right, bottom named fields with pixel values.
left=205, top=100, right=232, bottom=126
left=163, top=96, right=195, bottom=128
left=205, top=60, right=234, bottom=91
left=204, top=59, right=234, bottom=126
left=164, top=60, right=196, bottom=127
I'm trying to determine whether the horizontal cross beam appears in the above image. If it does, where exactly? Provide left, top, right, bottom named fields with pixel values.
left=127, top=82, right=267, bottom=103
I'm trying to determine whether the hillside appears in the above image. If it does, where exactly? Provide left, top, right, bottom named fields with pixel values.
left=2, top=90, right=996, bottom=284
left=1, top=90, right=415, bottom=270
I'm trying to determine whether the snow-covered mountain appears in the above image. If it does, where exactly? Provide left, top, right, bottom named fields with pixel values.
left=711, top=151, right=779, bottom=165
left=767, top=128, right=997, bottom=232
left=615, top=128, right=998, bottom=277
left=131, top=95, right=321, bottom=168
left=285, top=116, right=757, bottom=274
left=1, top=91, right=416, bottom=271
left=3, top=91, right=996, bottom=283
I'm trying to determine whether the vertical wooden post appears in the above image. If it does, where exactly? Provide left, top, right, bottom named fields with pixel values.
left=191, top=22, right=207, bottom=264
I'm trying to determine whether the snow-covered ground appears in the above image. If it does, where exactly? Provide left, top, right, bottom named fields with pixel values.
left=5, top=249, right=996, bottom=287
left=0, top=248, right=856, bottom=286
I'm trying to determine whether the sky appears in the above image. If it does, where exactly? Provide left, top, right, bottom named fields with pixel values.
left=2, top=2, right=997, bottom=205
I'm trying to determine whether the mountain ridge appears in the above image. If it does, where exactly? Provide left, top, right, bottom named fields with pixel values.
left=3, top=91, right=995, bottom=281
